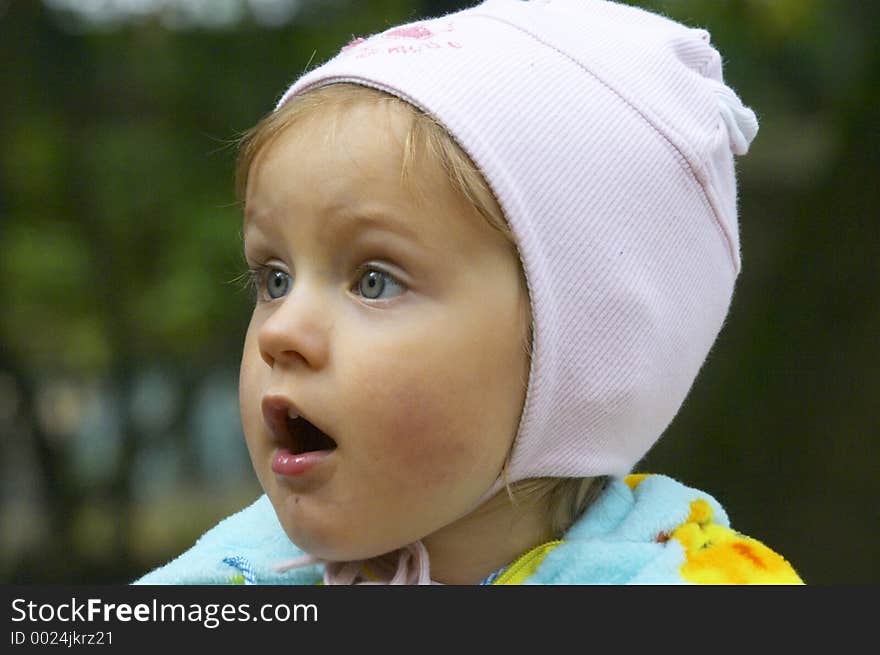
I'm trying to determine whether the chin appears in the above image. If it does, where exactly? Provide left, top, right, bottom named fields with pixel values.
left=266, top=489, right=349, bottom=560
left=276, top=509, right=408, bottom=563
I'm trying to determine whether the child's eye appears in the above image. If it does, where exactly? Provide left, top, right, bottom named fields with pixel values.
left=248, top=266, right=291, bottom=302
left=266, top=268, right=291, bottom=299
left=355, top=267, right=405, bottom=301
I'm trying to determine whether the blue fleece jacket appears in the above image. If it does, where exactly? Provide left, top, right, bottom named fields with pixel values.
left=133, top=474, right=803, bottom=585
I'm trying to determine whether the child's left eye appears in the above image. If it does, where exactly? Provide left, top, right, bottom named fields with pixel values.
left=355, top=268, right=405, bottom=301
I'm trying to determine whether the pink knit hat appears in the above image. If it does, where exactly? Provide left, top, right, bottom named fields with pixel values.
left=275, top=0, right=758, bottom=496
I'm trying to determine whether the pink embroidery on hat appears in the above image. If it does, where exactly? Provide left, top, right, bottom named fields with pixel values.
left=384, top=24, right=434, bottom=40
left=344, top=22, right=461, bottom=59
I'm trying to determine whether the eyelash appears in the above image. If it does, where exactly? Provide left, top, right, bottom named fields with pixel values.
left=243, top=265, right=273, bottom=302
left=244, top=263, right=405, bottom=303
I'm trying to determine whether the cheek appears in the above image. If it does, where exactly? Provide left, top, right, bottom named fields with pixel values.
left=349, top=360, right=464, bottom=466
left=340, top=325, right=521, bottom=486
left=238, top=325, right=266, bottom=454
left=381, top=378, right=474, bottom=478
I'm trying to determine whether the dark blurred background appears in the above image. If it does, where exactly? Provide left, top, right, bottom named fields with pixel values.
left=1, top=0, right=877, bottom=585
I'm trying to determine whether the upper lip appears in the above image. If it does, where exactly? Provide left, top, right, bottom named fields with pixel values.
left=261, top=394, right=333, bottom=448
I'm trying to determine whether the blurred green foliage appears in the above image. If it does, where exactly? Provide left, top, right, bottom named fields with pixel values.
left=1, top=0, right=877, bottom=584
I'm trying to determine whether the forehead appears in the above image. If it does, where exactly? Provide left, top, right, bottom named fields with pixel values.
left=252, top=100, right=410, bottom=195
left=243, top=99, right=495, bottom=253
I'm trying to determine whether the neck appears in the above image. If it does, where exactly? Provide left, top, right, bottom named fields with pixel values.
left=419, top=487, right=553, bottom=585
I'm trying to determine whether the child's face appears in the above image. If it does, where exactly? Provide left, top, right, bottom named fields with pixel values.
left=239, top=99, right=530, bottom=562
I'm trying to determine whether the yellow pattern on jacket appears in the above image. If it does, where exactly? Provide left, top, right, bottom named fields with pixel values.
left=626, top=475, right=803, bottom=585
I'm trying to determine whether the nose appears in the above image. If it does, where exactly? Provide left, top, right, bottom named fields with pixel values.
left=257, top=286, right=330, bottom=370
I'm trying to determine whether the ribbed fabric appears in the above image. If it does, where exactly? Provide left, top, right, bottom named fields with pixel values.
left=275, top=0, right=757, bottom=499
left=274, top=542, right=437, bottom=584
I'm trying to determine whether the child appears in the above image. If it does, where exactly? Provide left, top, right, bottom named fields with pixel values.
left=135, top=0, right=803, bottom=585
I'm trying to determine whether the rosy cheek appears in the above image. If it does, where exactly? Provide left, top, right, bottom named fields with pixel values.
left=389, top=384, right=468, bottom=473
left=347, top=352, right=488, bottom=487
left=238, top=334, right=269, bottom=459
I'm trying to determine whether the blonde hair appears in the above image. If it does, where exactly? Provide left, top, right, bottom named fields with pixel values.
left=235, top=82, right=607, bottom=540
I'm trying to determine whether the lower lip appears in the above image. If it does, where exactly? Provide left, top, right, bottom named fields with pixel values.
left=271, top=447, right=334, bottom=477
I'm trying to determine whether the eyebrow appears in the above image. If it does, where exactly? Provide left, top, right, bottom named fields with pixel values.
left=325, top=205, right=422, bottom=242
left=244, top=202, right=423, bottom=244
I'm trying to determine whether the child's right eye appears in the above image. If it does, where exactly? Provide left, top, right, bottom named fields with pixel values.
left=249, top=266, right=291, bottom=302
left=265, top=268, right=291, bottom=300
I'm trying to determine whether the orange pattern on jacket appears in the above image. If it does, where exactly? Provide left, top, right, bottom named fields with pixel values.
left=672, top=498, right=802, bottom=584
left=625, top=474, right=803, bottom=584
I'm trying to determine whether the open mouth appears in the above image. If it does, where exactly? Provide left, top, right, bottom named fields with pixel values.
left=262, top=396, right=337, bottom=456
left=287, top=413, right=337, bottom=455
